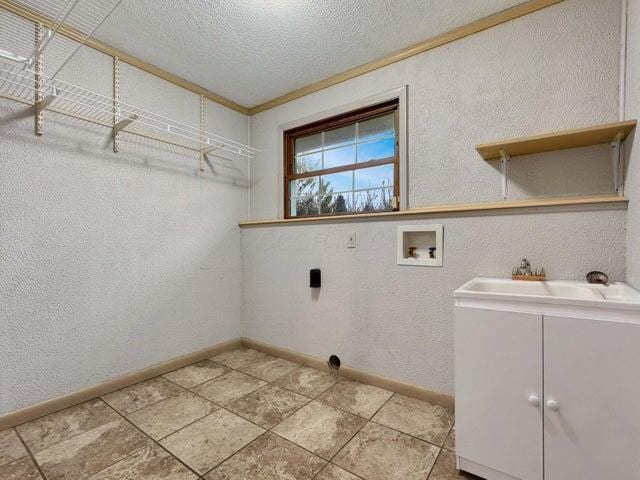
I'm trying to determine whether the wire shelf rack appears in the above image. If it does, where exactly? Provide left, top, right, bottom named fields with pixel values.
left=0, top=59, right=259, bottom=158
left=0, top=0, right=124, bottom=77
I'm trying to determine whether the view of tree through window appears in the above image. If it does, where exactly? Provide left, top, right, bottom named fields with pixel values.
left=284, top=100, right=399, bottom=218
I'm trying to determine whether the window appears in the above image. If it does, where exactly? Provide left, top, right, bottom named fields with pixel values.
left=284, top=99, right=399, bottom=218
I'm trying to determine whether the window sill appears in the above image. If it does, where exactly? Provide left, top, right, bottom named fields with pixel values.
left=238, top=195, right=627, bottom=227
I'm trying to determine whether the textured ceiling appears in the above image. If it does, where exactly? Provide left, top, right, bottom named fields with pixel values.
left=94, top=0, right=524, bottom=108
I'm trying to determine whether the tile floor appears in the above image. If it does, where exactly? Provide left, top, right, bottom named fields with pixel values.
left=0, top=348, right=470, bottom=480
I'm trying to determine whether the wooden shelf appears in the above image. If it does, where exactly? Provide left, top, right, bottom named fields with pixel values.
left=476, top=120, right=637, bottom=160
left=238, top=195, right=627, bottom=227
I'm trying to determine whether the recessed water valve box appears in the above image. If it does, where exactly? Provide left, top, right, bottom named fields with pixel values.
left=397, top=225, right=443, bottom=267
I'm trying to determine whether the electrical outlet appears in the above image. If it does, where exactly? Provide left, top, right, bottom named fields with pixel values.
left=347, top=232, right=356, bottom=248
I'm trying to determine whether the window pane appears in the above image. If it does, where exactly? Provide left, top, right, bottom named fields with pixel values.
left=294, top=152, right=321, bottom=173
left=319, top=192, right=353, bottom=214
left=357, top=137, right=395, bottom=162
left=287, top=103, right=398, bottom=218
left=324, top=145, right=356, bottom=168
left=321, top=170, right=353, bottom=193
left=358, top=113, right=395, bottom=142
left=334, top=193, right=353, bottom=213
left=325, top=124, right=356, bottom=149
left=354, top=164, right=394, bottom=190
left=293, top=196, right=319, bottom=217
left=319, top=195, right=335, bottom=214
left=289, top=176, right=318, bottom=198
left=354, top=187, right=394, bottom=212
left=295, top=132, right=322, bottom=155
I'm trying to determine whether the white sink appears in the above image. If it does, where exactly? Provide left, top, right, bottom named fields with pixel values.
left=455, top=277, right=640, bottom=310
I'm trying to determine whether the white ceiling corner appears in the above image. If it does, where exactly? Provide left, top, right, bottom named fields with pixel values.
left=94, top=0, right=524, bottom=108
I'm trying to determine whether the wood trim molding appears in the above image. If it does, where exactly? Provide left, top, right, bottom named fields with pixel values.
left=0, top=338, right=241, bottom=430
left=239, top=195, right=628, bottom=227
left=0, top=0, right=250, bottom=115
left=241, top=338, right=455, bottom=410
left=249, top=0, right=565, bottom=114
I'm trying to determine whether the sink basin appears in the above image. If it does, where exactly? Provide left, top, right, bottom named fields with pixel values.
left=463, top=279, right=600, bottom=300
left=455, top=277, right=640, bottom=310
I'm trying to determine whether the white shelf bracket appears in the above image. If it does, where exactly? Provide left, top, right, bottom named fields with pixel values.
left=610, top=132, right=623, bottom=195
left=499, top=149, right=510, bottom=200
left=202, top=144, right=224, bottom=155
left=113, top=114, right=139, bottom=134
left=25, top=29, right=52, bottom=69
left=36, top=87, right=58, bottom=114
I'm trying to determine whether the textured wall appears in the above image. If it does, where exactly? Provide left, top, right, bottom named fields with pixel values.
left=0, top=45, right=248, bottom=414
left=627, top=0, right=640, bottom=289
left=243, top=0, right=627, bottom=395
left=249, top=0, right=621, bottom=218
left=242, top=210, right=626, bottom=394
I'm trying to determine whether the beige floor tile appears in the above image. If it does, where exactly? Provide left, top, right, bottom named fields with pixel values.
left=34, top=419, right=152, bottom=480
left=428, top=449, right=471, bottom=480
left=443, top=426, right=455, bottom=452
left=16, top=399, right=120, bottom=453
left=127, top=391, right=218, bottom=440
left=210, top=348, right=263, bottom=369
left=272, top=401, right=366, bottom=459
left=163, top=360, right=228, bottom=388
left=317, top=380, right=393, bottom=419
left=0, top=456, right=43, bottom=480
left=0, top=429, right=27, bottom=467
left=102, top=378, right=183, bottom=415
left=87, top=444, right=197, bottom=480
left=227, top=385, right=308, bottom=429
left=191, top=371, right=266, bottom=406
left=160, top=409, right=264, bottom=475
left=238, top=354, right=299, bottom=382
left=333, top=422, right=439, bottom=480
left=205, top=432, right=326, bottom=480
left=273, top=366, right=338, bottom=398
left=315, top=464, right=363, bottom=480
left=372, top=394, right=454, bottom=446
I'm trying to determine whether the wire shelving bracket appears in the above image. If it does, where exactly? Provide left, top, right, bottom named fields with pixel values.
left=0, top=1, right=259, bottom=171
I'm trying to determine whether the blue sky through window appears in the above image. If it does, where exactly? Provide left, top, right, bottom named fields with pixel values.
left=290, top=110, right=397, bottom=216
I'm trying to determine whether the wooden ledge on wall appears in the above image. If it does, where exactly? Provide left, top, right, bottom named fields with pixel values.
left=238, top=195, right=628, bottom=227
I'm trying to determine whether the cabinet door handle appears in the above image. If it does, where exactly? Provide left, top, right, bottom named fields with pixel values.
left=546, top=399, right=560, bottom=411
left=528, top=395, right=541, bottom=407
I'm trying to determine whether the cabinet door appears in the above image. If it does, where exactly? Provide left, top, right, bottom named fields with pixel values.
left=455, top=307, right=543, bottom=480
left=544, top=315, right=640, bottom=480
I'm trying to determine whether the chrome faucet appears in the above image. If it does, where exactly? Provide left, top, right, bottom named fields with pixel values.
left=517, top=258, right=532, bottom=276
left=512, top=258, right=545, bottom=279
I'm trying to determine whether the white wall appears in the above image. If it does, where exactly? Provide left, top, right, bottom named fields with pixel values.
left=0, top=38, right=249, bottom=413
left=626, top=0, right=640, bottom=289
left=243, top=0, right=627, bottom=396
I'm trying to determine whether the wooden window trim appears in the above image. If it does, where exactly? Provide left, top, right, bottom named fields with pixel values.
left=284, top=99, right=400, bottom=219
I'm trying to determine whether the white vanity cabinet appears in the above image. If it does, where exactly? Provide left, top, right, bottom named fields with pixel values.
left=543, top=315, right=640, bottom=480
left=454, top=278, right=640, bottom=480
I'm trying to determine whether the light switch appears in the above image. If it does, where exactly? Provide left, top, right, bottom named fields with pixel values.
left=347, top=232, right=356, bottom=248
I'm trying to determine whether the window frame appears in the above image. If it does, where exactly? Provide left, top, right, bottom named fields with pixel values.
left=283, top=99, right=400, bottom=219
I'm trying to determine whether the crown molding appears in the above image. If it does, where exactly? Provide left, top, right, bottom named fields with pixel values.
left=248, top=0, right=564, bottom=115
